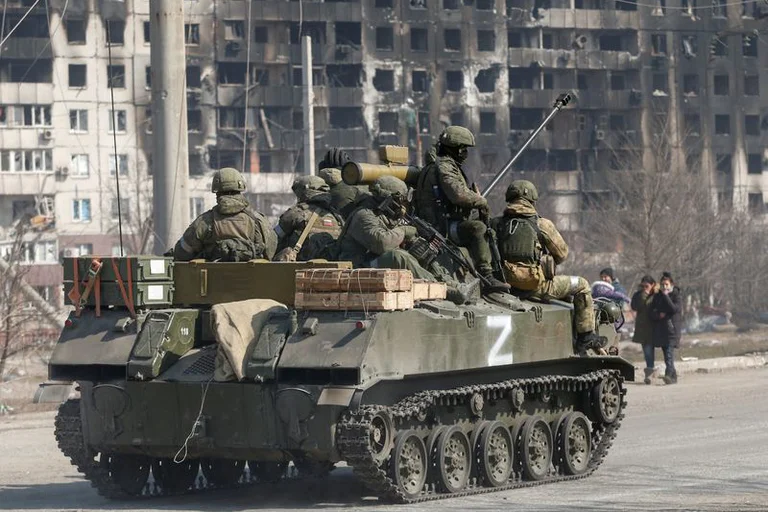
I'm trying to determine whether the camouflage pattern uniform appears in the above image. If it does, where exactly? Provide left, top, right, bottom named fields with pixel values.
left=173, top=168, right=276, bottom=262
left=493, top=180, right=595, bottom=334
left=337, top=177, right=436, bottom=281
left=274, top=176, right=344, bottom=261
left=317, top=148, right=369, bottom=218
left=415, top=126, right=506, bottom=290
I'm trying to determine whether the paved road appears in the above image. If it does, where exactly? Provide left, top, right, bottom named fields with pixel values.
left=2, top=369, right=768, bottom=512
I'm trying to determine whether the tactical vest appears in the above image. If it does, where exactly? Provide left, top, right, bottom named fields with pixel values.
left=298, top=203, right=344, bottom=260
left=202, top=209, right=266, bottom=262
left=497, top=215, right=542, bottom=265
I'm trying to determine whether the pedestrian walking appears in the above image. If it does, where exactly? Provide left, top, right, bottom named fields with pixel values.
left=649, top=271, right=682, bottom=384
left=631, top=275, right=657, bottom=384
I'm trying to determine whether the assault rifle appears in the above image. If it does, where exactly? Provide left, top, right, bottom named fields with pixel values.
left=403, top=212, right=496, bottom=289
left=377, top=195, right=494, bottom=288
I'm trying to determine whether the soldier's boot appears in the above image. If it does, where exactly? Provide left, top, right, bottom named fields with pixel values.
left=574, top=331, right=608, bottom=356
left=643, top=367, right=654, bottom=385
left=480, top=271, right=511, bottom=294
left=446, top=278, right=481, bottom=305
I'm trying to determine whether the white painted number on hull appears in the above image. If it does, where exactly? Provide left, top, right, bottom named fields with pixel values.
left=487, top=315, right=513, bottom=366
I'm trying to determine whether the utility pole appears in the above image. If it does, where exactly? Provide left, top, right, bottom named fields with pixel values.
left=302, top=36, right=315, bottom=176
left=150, top=0, right=190, bottom=254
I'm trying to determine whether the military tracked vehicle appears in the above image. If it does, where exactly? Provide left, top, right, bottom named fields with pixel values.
left=38, top=255, right=632, bottom=504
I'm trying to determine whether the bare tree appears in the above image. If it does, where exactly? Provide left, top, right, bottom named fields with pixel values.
left=0, top=226, right=62, bottom=379
left=575, top=111, right=729, bottom=293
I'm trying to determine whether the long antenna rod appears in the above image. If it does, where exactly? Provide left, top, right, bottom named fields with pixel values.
left=106, top=20, right=125, bottom=255
left=481, top=92, right=571, bottom=198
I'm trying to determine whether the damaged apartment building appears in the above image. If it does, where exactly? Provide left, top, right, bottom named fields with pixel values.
left=0, top=0, right=767, bottom=305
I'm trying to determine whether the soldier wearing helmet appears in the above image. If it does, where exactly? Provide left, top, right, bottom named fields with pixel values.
left=492, top=180, right=604, bottom=353
left=172, top=167, right=276, bottom=262
left=336, top=176, right=436, bottom=280
left=317, top=147, right=368, bottom=218
left=273, top=175, right=344, bottom=261
left=415, top=126, right=509, bottom=293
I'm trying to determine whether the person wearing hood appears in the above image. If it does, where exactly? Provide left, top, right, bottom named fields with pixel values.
left=273, top=175, right=344, bottom=261
left=172, top=167, right=276, bottom=262
left=591, top=279, right=631, bottom=305
left=599, top=267, right=629, bottom=299
left=316, top=147, right=368, bottom=219
left=414, top=126, right=509, bottom=293
left=492, top=180, right=604, bottom=353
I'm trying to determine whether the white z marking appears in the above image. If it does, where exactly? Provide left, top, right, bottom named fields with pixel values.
left=487, top=315, right=513, bottom=366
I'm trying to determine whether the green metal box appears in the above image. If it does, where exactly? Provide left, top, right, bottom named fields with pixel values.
left=64, top=281, right=174, bottom=308
left=63, top=256, right=174, bottom=282
left=173, top=260, right=353, bottom=306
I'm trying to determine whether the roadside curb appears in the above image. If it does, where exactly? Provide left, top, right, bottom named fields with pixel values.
left=633, top=354, right=768, bottom=381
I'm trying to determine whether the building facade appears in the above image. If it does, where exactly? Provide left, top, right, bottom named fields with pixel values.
left=0, top=0, right=766, bottom=305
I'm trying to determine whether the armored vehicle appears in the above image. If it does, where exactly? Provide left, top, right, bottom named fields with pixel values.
left=38, top=256, right=632, bottom=503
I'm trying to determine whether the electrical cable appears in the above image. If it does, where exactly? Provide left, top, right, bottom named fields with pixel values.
left=106, top=20, right=125, bottom=255
left=242, top=0, right=252, bottom=173
left=174, top=376, right=213, bottom=463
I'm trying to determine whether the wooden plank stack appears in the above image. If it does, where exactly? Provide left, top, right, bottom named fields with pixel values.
left=294, top=269, right=446, bottom=311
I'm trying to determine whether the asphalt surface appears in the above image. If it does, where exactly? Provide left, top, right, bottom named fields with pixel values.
left=1, top=369, right=767, bottom=512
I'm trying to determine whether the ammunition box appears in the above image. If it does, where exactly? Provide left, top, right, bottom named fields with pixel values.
left=63, top=256, right=174, bottom=282
left=173, top=260, right=353, bottom=306
left=64, top=281, right=174, bottom=308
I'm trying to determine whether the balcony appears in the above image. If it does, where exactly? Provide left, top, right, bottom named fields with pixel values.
left=0, top=173, right=56, bottom=196
left=529, top=9, right=640, bottom=30
left=507, top=48, right=639, bottom=71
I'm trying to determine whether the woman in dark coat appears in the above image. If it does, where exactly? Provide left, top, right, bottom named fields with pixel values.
left=631, top=275, right=656, bottom=384
left=649, top=272, right=683, bottom=384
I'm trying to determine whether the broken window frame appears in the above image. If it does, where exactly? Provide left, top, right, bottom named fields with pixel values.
left=108, top=153, right=129, bottom=176
left=70, top=154, right=90, bottom=177
left=378, top=111, right=399, bottom=133
left=683, top=74, right=699, bottom=96
left=445, top=70, right=463, bottom=92
left=104, top=20, right=125, bottom=45
left=68, top=64, right=87, bottom=88
left=444, top=28, right=461, bottom=52
left=409, top=0, right=427, bottom=10
left=412, top=70, right=429, bottom=93
left=218, top=108, right=245, bottom=129
left=224, top=20, right=245, bottom=40
left=67, top=19, right=87, bottom=44
left=712, top=0, right=727, bottom=17
left=479, top=111, right=496, bottom=134
left=744, top=75, right=759, bottom=96
left=744, top=115, right=760, bottom=136
left=477, top=29, right=496, bottom=52
left=334, top=22, right=362, bottom=46
left=188, top=109, right=202, bottom=132
left=714, top=114, right=731, bottom=136
left=747, top=154, right=763, bottom=175
left=713, top=74, right=729, bottom=96
left=410, top=27, right=428, bottom=52
left=108, top=109, right=127, bottom=134
left=218, top=62, right=247, bottom=85
left=651, top=33, right=667, bottom=56
left=186, top=66, right=201, bottom=88
left=106, top=65, right=126, bottom=89
left=185, top=24, right=200, bottom=45
left=373, top=69, right=395, bottom=92
left=375, top=27, right=394, bottom=51
left=742, top=34, right=757, bottom=57
left=253, top=26, right=268, bottom=44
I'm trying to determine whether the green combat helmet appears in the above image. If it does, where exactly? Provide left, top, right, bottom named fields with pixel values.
left=317, top=168, right=343, bottom=186
left=438, top=126, right=476, bottom=148
left=369, top=175, right=408, bottom=199
left=292, top=175, right=330, bottom=201
left=211, top=167, right=246, bottom=194
left=506, top=179, right=539, bottom=203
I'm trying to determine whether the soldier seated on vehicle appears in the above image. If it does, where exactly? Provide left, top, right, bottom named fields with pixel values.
left=172, top=167, right=277, bottom=262
left=491, top=180, right=605, bottom=353
left=273, top=175, right=344, bottom=262
left=415, top=126, right=509, bottom=293
left=317, top=148, right=369, bottom=219
left=337, top=176, right=479, bottom=304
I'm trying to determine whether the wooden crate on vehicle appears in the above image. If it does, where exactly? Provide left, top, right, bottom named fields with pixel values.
left=411, top=280, right=448, bottom=301
left=295, top=269, right=413, bottom=293
left=295, top=290, right=414, bottom=311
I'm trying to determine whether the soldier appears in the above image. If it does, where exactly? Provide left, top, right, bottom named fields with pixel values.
left=338, top=176, right=480, bottom=303
left=273, top=175, right=344, bottom=261
left=317, top=148, right=366, bottom=218
left=337, top=176, right=437, bottom=281
left=415, top=126, right=508, bottom=293
left=492, top=180, right=604, bottom=352
left=172, top=167, right=277, bottom=262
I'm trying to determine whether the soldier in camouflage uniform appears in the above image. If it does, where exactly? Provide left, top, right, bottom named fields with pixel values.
left=172, top=167, right=277, bottom=262
left=337, top=176, right=436, bottom=280
left=492, top=180, right=603, bottom=351
left=273, top=175, right=344, bottom=261
left=317, top=148, right=368, bottom=218
left=415, top=126, right=509, bottom=293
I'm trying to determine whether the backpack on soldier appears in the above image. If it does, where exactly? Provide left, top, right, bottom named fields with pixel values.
left=496, top=215, right=544, bottom=290
left=208, top=238, right=265, bottom=262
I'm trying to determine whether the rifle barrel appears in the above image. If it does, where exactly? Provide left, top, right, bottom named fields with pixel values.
left=481, top=92, right=572, bottom=198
